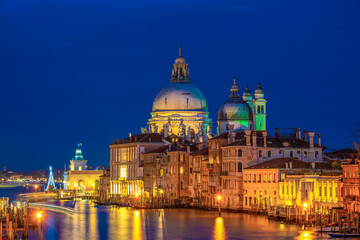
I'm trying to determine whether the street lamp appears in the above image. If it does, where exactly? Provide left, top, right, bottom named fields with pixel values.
left=217, top=195, right=221, bottom=216
left=36, top=210, right=43, bottom=240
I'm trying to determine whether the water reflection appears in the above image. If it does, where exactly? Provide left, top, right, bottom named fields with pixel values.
left=28, top=200, right=318, bottom=240
left=213, top=217, right=226, bottom=240
left=132, top=210, right=143, bottom=240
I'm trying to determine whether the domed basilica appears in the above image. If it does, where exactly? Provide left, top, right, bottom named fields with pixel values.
left=147, top=48, right=267, bottom=142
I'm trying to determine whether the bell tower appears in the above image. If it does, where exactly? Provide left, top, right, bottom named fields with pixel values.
left=253, top=81, right=267, bottom=131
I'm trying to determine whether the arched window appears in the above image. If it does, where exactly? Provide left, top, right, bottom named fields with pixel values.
left=261, top=105, right=264, bottom=114
left=165, top=98, right=167, bottom=104
left=290, top=151, right=293, bottom=158
left=238, top=149, right=242, bottom=157
left=315, top=151, right=319, bottom=158
left=238, top=162, right=243, bottom=172
left=268, top=151, right=271, bottom=157
left=304, top=151, right=308, bottom=158
left=257, top=105, right=261, bottom=113
left=186, top=98, right=189, bottom=104
left=259, top=150, right=262, bottom=158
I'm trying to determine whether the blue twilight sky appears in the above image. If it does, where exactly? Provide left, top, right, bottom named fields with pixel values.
left=0, top=0, right=359, bottom=171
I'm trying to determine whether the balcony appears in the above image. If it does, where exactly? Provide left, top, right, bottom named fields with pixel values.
left=220, top=172, right=229, bottom=176
left=193, top=167, right=201, bottom=173
left=207, top=164, right=214, bottom=169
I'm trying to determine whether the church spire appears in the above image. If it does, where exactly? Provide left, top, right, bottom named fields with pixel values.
left=171, top=48, right=190, bottom=83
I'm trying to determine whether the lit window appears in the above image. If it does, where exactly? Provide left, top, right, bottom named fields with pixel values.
left=180, top=167, right=184, bottom=174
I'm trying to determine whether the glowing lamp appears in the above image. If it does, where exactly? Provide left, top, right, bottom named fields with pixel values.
left=217, top=195, right=221, bottom=201
left=303, top=202, right=308, bottom=208
left=36, top=211, right=42, bottom=219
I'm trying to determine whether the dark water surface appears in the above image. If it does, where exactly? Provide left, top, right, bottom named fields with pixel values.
left=0, top=186, right=335, bottom=239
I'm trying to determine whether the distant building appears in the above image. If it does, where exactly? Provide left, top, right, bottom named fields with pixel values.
left=65, top=144, right=103, bottom=192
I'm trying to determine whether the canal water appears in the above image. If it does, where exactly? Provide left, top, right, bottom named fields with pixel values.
left=0, top=186, right=340, bottom=239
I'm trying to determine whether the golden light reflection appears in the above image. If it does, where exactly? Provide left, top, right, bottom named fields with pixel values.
left=213, top=217, right=226, bottom=240
left=296, top=231, right=313, bottom=240
left=132, top=210, right=143, bottom=240
left=280, top=223, right=284, bottom=229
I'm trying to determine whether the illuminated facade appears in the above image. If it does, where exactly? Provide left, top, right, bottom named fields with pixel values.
left=242, top=158, right=310, bottom=211
left=218, top=80, right=266, bottom=134
left=242, top=158, right=341, bottom=211
left=109, top=133, right=168, bottom=199
left=279, top=173, right=341, bottom=211
left=342, top=160, right=360, bottom=212
left=148, top=48, right=212, bottom=142
left=65, top=144, right=103, bottom=192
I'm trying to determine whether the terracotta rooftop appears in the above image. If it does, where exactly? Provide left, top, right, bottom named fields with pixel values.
left=190, top=147, right=208, bottom=156
left=144, top=145, right=169, bottom=154
left=224, top=135, right=322, bottom=149
left=245, top=158, right=310, bottom=169
left=112, top=133, right=165, bottom=145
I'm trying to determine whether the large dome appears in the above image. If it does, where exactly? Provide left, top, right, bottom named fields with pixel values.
left=152, top=83, right=208, bottom=112
left=218, top=98, right=252, bottom=121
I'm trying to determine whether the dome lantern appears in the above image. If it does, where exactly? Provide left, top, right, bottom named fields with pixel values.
left=242, top=84, right=253, bottom=101
left=254, top=80, right=264, bottom=99
left=171, top=47, right=190, bottom=83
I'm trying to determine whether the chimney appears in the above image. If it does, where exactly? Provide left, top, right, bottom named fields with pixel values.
left=134, top=136, right=137, bottom=142
left=298, top=128, right=302, bottom=139
left=112, top=139, right=115, bottom=144
left=303, top=130, right=307, bottom=141
left=311, top=162, right=315, bottom=169
left=262, top=131, right=267, bottom=147
left=252, top=132, right=257, bottom=147
left=289, top=161, right=293, bottom=169
left=117, top=138, right=120, bottom=144
left=245, top=130, right=251, bottom=146
left=129, top=133, right=132, bottom=138
left=308, top=132, right=314, bottom=148
left=227, top=124, right=234, bottom=144
left=318, top=133, right=321, bottom=146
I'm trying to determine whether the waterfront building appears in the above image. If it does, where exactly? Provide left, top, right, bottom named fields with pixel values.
left=65, top=144, right=103, bottom=192
left=342, top=159, right=360, bottom=211
left=147, top=48, right=212, bottom=142
left=280, top=170, right=342, bottom=212
left=242, top=158, right=341, bottom=212
left=98, top=168, right=110, bottom=203
left=109, top=133, right=168, bottom=201
left=242, top=158, right=310, bottom=211
left=189, top=147, right=208, bottom=207
left=143, top=145, right=168, bottom=202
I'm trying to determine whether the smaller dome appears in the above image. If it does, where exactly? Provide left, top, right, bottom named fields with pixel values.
left=254, top=82, right=264, bottom=99
left=243, top=85, right=252, bottom=101
left=218, top=79, right=252, bottom=121
left=218, top=99, right=253, bottom=121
